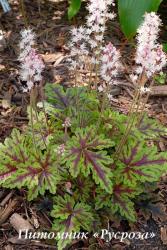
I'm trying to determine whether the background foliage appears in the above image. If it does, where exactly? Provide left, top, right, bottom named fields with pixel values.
left=68, top=0, right=163, bottom=39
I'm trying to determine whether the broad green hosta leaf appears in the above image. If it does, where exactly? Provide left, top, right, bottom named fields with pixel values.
left=68, top=0, right=81, bottom=20
left=63, top=126, right=114, bottom=193
left=51, top=194, right=93, bottom=250
left=116, top=141, right=167, bottom=186
left=118, top=0, right=162, bottom=39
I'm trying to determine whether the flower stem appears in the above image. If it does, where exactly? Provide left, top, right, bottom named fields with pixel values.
left=39, top=83, right=50, bottom=131
left=88, top=63, right=93, bottom=91
left=34, top=108, right=47, bottom=149
left=137, top=79, right=154, bottom=126
left=115, top=73, right=147, bottom=158
left=30, top=93, right=37, bottom=155
left=20, top=0, right=28, bottom=27
left=30, top=87, right=47, bottom=150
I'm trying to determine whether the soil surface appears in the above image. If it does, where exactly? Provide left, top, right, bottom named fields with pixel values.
left=0, top=1, right=167, bottom=250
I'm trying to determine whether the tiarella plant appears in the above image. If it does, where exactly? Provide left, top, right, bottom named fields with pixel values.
left=0, top=1, right=167, bottom=250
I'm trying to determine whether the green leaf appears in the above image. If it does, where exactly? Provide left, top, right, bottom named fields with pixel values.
left=68, top=0, right=81, bottom=20
left=163, top=43, right=167, bottom=53
left=154, top=72, right=166, bottom=85
left=17, top=151, right=60, bottom=200
left=45, top=84, right=98, bottom=115
left=72, top=175, right=94, bottom=202
left=71, top=110, right=99, bottom=132
left=95, top=188, right=112, bottom=210
left=0, top=129, right=29, bottom=182
left=100, top=109, right=127, bottom=143
left=27, top=108, right=53, bottom=150
left=4, top=149, right=60, bottom=200
left=118, top=0, right=162, bottom=39
left=137, top=114, right=167, bottom=139
left=111, top=183, right=138, bottom=222
left=95, top=183, right=140, bottom=222
left=115, top=141, right=167, bottom=186
left=0, top=129, right=60, bottom=200
left=51, top=194, right=93, bottom=250
left=63, top=126, right=114, bottom=193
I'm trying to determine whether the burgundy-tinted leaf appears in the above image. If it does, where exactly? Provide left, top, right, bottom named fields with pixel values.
left=0, top=129, right=29, bottom=183
left=116, top=141, right=167, bottom=185
left=137, top=114, right=167, bottom=139
left=10, top=151, right=60, bottom=200
left=63, top=127, right=114, bottom=193
left=111, top=183, right=138, bottom=222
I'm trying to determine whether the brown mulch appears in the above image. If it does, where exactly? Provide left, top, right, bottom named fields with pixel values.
left=0, top=1, right=167, bottom=250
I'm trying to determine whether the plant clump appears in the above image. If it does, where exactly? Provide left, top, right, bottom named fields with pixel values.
left=0, top=1, right=167, bottom=250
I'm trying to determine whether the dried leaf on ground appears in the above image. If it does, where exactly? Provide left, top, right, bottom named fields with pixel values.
left=161, top=226, right=167, bottom=245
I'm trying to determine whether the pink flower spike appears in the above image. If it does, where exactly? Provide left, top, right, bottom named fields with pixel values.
left=135, top=12, right=167, bottom=78
left=86, top=0, right=116, bottom=50
left=100, top=42, right=122, bottom=84
left=20, top=48, right=45, bottom=91
left=19, top=29, right=45, bottom=92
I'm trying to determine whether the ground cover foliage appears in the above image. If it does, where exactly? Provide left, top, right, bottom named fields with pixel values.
left=0, top=1, right=167, bottom=249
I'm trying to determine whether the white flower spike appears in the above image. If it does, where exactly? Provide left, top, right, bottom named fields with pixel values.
left=19, top=29, right=45, bottom=92
left=136, top=12, right=166, bottom=78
